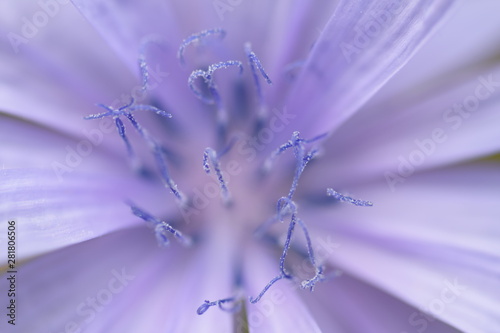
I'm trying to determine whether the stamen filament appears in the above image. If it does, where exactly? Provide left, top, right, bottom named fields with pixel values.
left=178, top=28, right=226, bottom=65
left=202, top=147, right=231, bottom=205
left=197, top=296, right=241, bottom=315
left=130, top=204, right=191, bottom=247
left=327, top=188, right=373, bottom=207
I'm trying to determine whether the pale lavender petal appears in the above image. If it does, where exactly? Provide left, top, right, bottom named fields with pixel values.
left=302, top=275, right=460, bottom=332
left=373, top=1, right=500, bottom=102
left=243, top=242, right=322, bottom=333
left=0, top=168, right=168, bottom=261
left=0, top=227, right=166, bottom=332
left=0, top=2, right=136, bottom=134
left=284, top=0, right=455, bottom=137
left=301, top=164, right=500, bottom=332
left=314, top=63, right=500, bottom=187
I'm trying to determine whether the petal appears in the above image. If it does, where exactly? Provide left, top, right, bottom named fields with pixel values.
left=301, top=163, right=500, bottom=332
left=371, top=0, right=500, bottom=103
left=243, top=242, right=322, bottom=333
left=316, top=63, right=500, bottom=188
left=284, top=0, right=455, bottom=138
left=0, top=168, right=168, bottom=261
left=0, top=226, right=234, bottom=332
left=0, top=2, right=136, bottom=134
left=302, top=274, right=461, bottom=332
left=0, top=227, right=166, bottom=332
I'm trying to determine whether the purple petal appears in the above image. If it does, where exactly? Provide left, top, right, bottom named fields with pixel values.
left=0, top=2, right=136, bottom=134
left=0, top=168, right=168, bottom=261
left=302, top=164, right=500, bottom=332
left=243, top=242, right=322, bottom=332
left=314, top=63, right=500, bottom=187
left=0, top=227, right=164, bottom=332
left=284, top=0, right=455, bottom=137
left=302, top=274, right=460, bottom=332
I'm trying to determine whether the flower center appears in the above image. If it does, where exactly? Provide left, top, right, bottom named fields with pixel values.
left=84, top=28, right=374, bottom=317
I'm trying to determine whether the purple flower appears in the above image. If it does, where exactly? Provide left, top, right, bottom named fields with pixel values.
left=1, top=1, right=500, bottom=332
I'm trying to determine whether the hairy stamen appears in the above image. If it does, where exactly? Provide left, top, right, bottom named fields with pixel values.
left=197, top=296, right=242, bottom=315
left=178, top=28, right=226, bottom=65
left=130, top=204, right=192, bottom=247
left=202, top=147, right=231, bottom=205
left=327, top=188, right=373, bottom=207
left=188, top=61, right=243, bottom=145
left=138, top=36, right=166, bottom=94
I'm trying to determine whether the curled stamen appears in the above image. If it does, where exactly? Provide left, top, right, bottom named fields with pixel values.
left=327, top=188, right=373, bottom=207
left=188, top=61, right=243, bottom=146
left=178, top=28, right=226, bottom=65
left=249, top=275, right=287, bottom=304
left=188, top=61, right=243, bottom=104
left=202, top=147, right=231, bottom=205
left=196, top=296, right=241, bottom=315
left=138, top=36, right=167, bottom=93
left=188, top=70, right=214, bottom=104
left=130, top=204, right=192, bottom=247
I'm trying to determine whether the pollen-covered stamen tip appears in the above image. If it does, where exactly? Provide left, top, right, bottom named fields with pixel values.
left=138, top=35, right=167, bottom=93
left=327, top=188, right=373, bottom=207
left=152, top=143, right=188, bottom=207
left=129, top=204, right=192, bottom=247
left=202, top=147, right=231, bottom=205
left=244, top=42, right=272, bottom=119
left=196, top=296, right=241, bottom=315
left=178, top=28, right=226, bottom=66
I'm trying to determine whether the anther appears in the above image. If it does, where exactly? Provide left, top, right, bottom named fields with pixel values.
left=249, top=275, right=287, bottom=304
left=138, top=35, right=167, bottom=93
left=326, top=188, right=373, bottom=207
left=130, top=204, right=192, bottom=247
left=178, top=28, right=226, bottom=65
left=202, top=147, right=231, bottom=205
left=196, top=296, right=241, bottom=315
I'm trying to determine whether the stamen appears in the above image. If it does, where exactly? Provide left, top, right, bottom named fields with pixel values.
left=114, top=117, right=139, bottom=170
left=128, top=104, right=172, bottom=118
left=245, top=43, right=272, bottom=134
left=263, top=131, right=327, bottom=174
left=250, top=212, right=297, bottom=304
left=249, top=275, right=287, bottom=304
left=178, top=28, right=226, bottom=65
left=152, top=143, right=188, bottom=206
left=188, top=61, right=243, bottom=146
left=252, top=131, right=332, bottom=302
left=295, top=218, right=325, bottom=291
left=85, top=99, right=186, bottom=203
left=188, top=70, right=214, bottom=104
left=202, top=147, right=231, bottom=205
left=244, top=43, right=272, bottom=88
left=138, top=35, right=166, bottom=93
left=279, top=213, right=297, bottom=278
left=130, top=204, right=192, bottom=247
left=197, top=297, right=241, bottom=315
left=326, top=188, right=373, bottom=207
